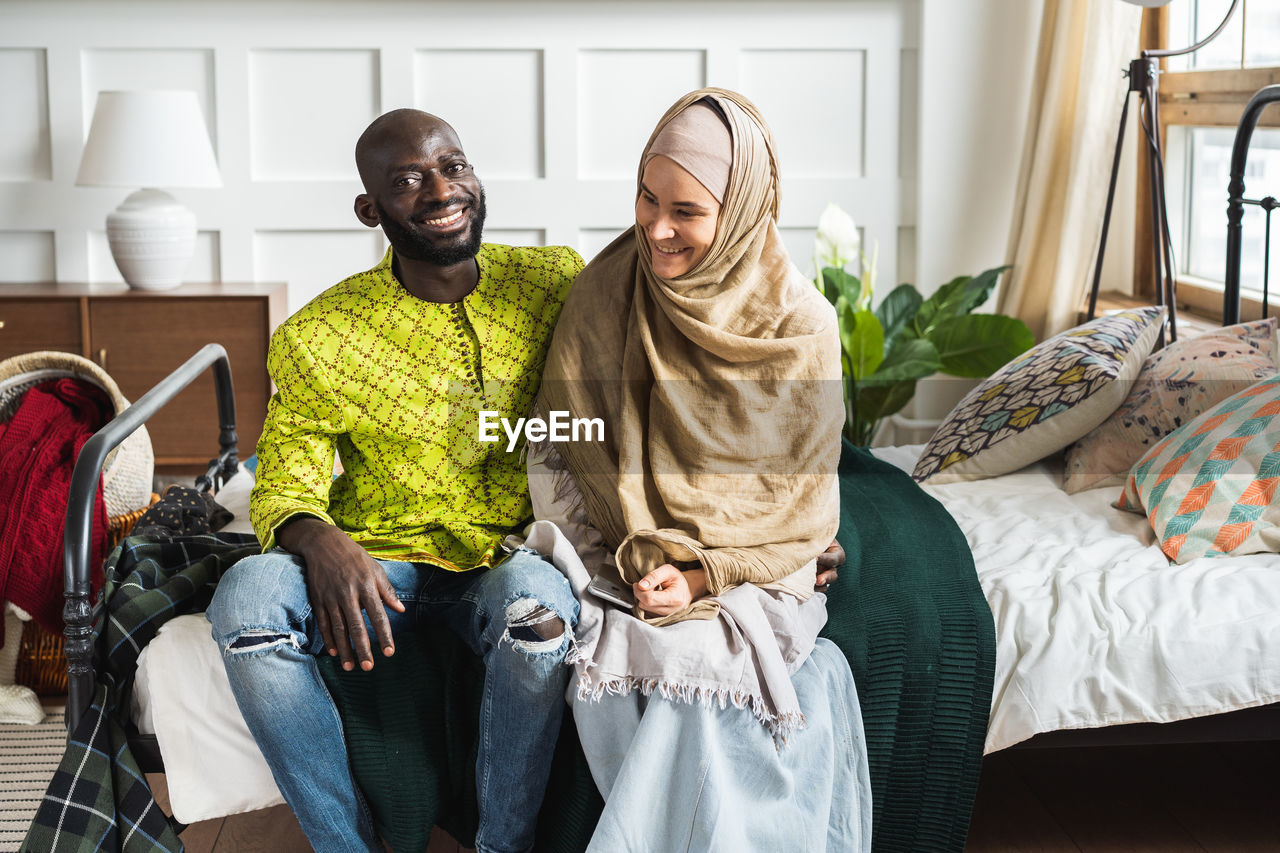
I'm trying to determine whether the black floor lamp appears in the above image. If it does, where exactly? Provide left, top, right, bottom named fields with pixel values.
left=1086, top=0, right=1243, bottom=344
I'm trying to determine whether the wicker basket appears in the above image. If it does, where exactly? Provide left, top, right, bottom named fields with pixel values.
left=13, top=497, right=157, bottom=695
left=0, top=351, right=154, bottom=518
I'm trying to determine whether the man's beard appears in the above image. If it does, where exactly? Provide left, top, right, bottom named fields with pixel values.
left=378, top=185, right=487, bottom=266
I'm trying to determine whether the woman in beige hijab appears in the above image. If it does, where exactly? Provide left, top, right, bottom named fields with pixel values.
left=525, top=88, right=871, bottom=851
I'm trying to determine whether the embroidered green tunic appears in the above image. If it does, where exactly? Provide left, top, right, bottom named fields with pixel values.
left=250, top=244, right=584, bottom=570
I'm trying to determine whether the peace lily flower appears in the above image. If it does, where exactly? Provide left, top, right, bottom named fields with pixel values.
left=814, top=202, right=860, bottom=270
left=814, top=202, right=873, bottom=310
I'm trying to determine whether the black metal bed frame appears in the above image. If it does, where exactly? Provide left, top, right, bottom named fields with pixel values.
left=62, top=343, right=239, bottom=733
left=1225, top=84, right=1280, bottom=326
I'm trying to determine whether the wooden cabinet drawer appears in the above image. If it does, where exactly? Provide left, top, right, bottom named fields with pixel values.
left=89, top=297, right=272, bottom=467
left=0, top=298, right=83, bottom=360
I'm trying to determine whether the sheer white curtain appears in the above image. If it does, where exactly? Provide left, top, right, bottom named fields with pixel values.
left=997, top=0, right=1142, bottom=339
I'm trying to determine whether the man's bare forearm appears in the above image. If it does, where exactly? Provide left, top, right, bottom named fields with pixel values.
left=275, top=515, right=343, bottom=558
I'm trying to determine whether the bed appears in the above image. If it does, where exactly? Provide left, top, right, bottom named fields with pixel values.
left=41, top=84, right=1280, bottom=848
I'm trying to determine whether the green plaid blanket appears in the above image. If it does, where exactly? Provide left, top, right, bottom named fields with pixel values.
left=22, top=533, right=260, bottom=853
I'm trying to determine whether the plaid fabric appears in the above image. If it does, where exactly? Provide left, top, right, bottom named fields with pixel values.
left=22, top=532, right=259, bottom=853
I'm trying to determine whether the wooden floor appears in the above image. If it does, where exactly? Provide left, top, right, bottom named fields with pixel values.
left=160, top=741, right=1280, bottom=852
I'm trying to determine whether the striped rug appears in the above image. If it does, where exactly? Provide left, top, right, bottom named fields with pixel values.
left=0, top=701, right=64, bottom=852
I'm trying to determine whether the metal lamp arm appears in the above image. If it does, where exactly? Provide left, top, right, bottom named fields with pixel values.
left=1144, top=0, right=1241, bottom=59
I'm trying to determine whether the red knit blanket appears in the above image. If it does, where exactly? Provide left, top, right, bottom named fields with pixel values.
left=0, top=377, right=111, bottom=642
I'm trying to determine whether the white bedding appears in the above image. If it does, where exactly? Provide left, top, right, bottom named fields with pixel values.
left=873, top=444, right=1280, bottom=753
left=133, top=450, right=1280, bottom=821
left=130, top=467, right=286, bottom=823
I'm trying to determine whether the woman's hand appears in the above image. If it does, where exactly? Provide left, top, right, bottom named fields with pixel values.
left=634, top=564, right=708, bottom=616
left=816, top=540, right=844, bottom=591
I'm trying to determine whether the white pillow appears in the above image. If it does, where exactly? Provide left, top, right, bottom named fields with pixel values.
left=216, top=464, right=255, bottom=535
left=132, top=614, right=284, bottom=822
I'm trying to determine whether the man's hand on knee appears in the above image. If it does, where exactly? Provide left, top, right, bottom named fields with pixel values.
left=277, top=517, right=406, bottom=672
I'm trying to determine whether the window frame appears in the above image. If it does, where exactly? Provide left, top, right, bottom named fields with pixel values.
left=1141, top=5, right=1280, bottom=323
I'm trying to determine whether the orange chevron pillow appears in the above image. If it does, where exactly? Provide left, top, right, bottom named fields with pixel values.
left=1118, top=374, right=1280, bottom=563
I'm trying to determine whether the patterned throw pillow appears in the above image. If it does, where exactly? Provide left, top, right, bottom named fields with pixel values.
left=1064, top=318, right=1278, bottom=494
left=913, top=307, right=1164, bottom=484
left=1119, top=374, right=1280, bottom=564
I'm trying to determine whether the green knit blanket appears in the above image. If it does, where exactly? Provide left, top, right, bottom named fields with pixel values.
left=319, top=441, right=996, bottom=852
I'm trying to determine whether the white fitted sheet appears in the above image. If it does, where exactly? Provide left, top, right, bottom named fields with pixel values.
left=873, top=445, right=1280, bottom=753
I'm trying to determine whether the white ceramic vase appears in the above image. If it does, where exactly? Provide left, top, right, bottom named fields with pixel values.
left=105, top=188, right=196, bottom=291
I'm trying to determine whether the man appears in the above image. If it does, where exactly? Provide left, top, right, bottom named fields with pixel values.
left=206, top=109, right=584, bottom=853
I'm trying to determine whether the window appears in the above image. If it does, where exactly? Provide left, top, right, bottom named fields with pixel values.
left=1168, top=0, right=1280, bottom=71
left=1148, top=0, right=1280, bottom=320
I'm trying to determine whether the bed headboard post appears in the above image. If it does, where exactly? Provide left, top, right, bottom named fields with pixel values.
left=1225, top=84, right=1280, bottom=325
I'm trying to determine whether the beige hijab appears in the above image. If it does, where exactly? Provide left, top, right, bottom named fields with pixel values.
left=538, top=88, right=843, bottom=623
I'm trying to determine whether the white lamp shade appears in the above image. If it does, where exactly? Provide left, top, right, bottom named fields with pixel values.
left=1118, top=0, right=1173, bottom=6
left=76, top=90, right=221, bottom=188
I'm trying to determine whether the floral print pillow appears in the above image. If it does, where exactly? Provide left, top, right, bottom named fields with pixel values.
left=1064, top=318, right=1277, bottom=493
left=913, top=308, right=1165, bottom=485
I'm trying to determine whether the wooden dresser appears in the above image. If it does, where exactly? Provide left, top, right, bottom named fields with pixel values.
left=0, top=282, right=287, bottom=474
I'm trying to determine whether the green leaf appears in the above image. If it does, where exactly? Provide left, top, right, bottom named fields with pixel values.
left=817, top=267, right=839, bottom=306
left=823, top=267, right=863, bottom=309
left=855, top=378, right=918, bottom=425
left=912, top=265, right=1012, bottom=337
left=955, top=265, right=1011, bottom=315
left=838, top=303, right=885, bottom=379
left=912, top=275, right=969, bottom=337
left=874, top=284, right=923, bottom=350
left=864, top=338, right=941, bottom=384
left=929, top=314, right=1034, bottom=378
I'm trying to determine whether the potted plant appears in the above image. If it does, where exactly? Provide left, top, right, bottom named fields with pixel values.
left=812, top=203, right=1034, bottom=445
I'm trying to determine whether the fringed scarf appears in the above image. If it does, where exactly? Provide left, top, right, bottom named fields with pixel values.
left=531, top=88, right=843, bottom=739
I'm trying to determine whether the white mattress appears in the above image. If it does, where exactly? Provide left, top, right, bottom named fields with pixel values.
left=133, top=451, right=1280, bottom=821
left=873, top=445, right=1280, bottom=753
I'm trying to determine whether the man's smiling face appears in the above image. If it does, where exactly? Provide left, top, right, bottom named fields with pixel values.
left=356, top=114, right=487, bottom=266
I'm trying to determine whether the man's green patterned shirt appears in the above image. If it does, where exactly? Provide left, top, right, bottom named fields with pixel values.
left=250, top=244, right=584, bottom=570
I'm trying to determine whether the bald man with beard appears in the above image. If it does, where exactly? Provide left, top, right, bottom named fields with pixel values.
left=207, top=109, right=585, bottom=853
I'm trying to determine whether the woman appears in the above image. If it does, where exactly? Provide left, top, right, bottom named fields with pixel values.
left=527, top=88, right=870, bottom=851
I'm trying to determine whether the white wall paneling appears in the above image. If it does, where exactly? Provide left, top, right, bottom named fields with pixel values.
left=249, top=49, right=381, bottom=181
left=577, top=50, right=708, bottom=180
left=741, top=49, right=865, bottom=178
left=416, top=49, right=545, bottom=180
left=0, top=48, right=52, bottom=181
left=578, top=228, right=623, bottom=263
left=253, top=230, right=388, bottom=312
left=3, top=0, right=923, bottom=315
left=0, top=231, right=56, bottom=283
left=486, top=230, right=546, bottom=249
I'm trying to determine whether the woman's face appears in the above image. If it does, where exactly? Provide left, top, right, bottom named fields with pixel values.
left=636, top=155, right=721, bottom=279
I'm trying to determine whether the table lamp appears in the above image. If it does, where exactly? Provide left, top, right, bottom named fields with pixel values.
left=75, top=90, right=222, bottom=291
